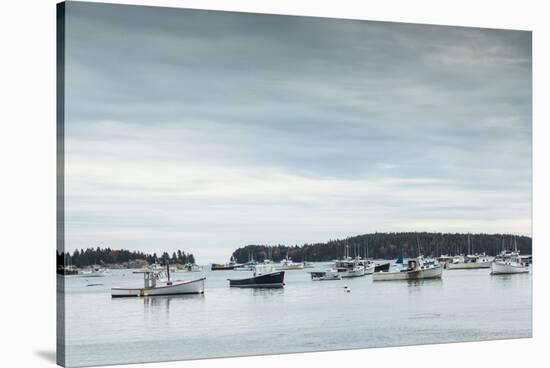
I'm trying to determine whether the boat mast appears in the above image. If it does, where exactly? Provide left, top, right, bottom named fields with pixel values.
left=166, top=262, right=171, bottom=284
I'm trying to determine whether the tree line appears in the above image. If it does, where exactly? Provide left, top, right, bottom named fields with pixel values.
left=231, top=232, right=532, bottom=263
left=57, top=247, right=196, bottom=268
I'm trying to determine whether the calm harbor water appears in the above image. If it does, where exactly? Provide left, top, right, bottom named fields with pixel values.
left=61, top=264, right=532, bottom=367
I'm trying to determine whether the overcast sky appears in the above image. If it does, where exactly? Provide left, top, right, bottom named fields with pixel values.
left=63, top=2, right=532, bottom=262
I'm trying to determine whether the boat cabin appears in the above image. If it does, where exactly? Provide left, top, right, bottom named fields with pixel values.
left=132, top=270, right=171, bottom=288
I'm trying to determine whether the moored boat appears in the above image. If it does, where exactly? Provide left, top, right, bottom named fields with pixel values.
left=275, top=254, right=304, bottom=270
left=490, top=250, right=529, bottom=275
left=111, top=265, right=205, bottom=297
left=228, top=264, right=285, bottom=288
left=335, top=259, right=366, bottom=278
left=80, top=265, right=108, bottom=277
left=374, top=262, right=390, bottom=272
left=60, top=264, right=79, bottom=275
left=334, top=240, right=367, bottom=278
left=446, top=235, right=493, bottom=269
left=446, top=254, right=493, bottom=269
left=211, top=257, right=240, bottom=271
left=234, top=253, right=257, bottom=271
left=184, top=263, right=202, bottom=272
left=310, top=269, right=341, bottom=281
left=373, top=256, right=442, bottom=281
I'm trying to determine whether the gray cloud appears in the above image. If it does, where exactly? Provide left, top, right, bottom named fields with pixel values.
left=63, top=2, right=531, bottom=261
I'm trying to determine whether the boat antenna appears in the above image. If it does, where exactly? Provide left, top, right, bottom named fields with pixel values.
left=166, top=262, right=171, bottom=284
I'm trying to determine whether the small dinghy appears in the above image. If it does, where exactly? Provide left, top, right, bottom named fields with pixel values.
left=111, top=264, right=205, bottom=297
left=228, top=264, right=285, bottom=288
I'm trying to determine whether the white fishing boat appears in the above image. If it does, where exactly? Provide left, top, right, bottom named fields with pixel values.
left=446, top=235, right=493, bottom=269
left=355, top=257, right=376, bottom=274
left=447, top=254, right=493, bottom=269
left=79, top=265, right=108, bottom=277
left=275, top=256, right=304, bottom=270
left=491, top=251, right=529, bottom=275
left=184, top=263, right=203, bottom=272
left=373, top=256, right=442, bottom=281
left=234, top=253, right=257, bottom=271
left=310, top=269, right=342, bottom=281
left=334, top=239, right=366, bottom=277
left=334, top=259, right=366, bottom=278
left=112, top=265, right=205, bottom=297
left=60, top=264, right=79, bottom=276
left=437, top=254, right=454, bottom=267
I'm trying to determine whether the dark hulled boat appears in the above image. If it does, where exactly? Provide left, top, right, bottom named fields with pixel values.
left=211, top=257, right=240, bottom=271
left=228, top=265, right=285, bottom=288
left=211, top=263, right=236, bottom=271
left=374, top=262, right=390, bottom=272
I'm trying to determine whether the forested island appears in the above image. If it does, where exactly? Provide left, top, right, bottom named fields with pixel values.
left=231, top=232, right=532, bottom=263
left=57, top=247, right=196, bottom=269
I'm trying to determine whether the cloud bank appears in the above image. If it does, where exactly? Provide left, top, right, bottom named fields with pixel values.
left=63, top=3, right=532, bottom=261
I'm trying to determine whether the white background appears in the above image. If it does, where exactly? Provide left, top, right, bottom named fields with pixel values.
left=0, top=0, right=548, bottom=367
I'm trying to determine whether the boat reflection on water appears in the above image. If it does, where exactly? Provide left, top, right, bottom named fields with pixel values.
left=110, top=293, right=205, bottom=313
left=143, top=293, right=206, bottom=311
left=490, top=272, right=531, bottom=287
left=250, top=287, right=285, bottom=297
left=406, top=277, right=443, bottom=287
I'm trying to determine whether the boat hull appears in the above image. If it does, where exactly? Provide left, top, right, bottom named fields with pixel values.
left=374, top=263, right=390, bottom=272
left=338, top=267, right=366, bottom=278
left=111, top=277, right=206, bottom=297
left=363, top=264, right=375, bottom=275
left=373, top=265, right=442, bottom=281
left=228, top=271, right=285, bottom=288
left=310, top=271, right=341, bottom=281
left=312, top=275, right=341, bottom=281
left=447, top=261, right=491, bottom=269
left=275, top=264, right=305, bottom=270
left=490, top=262, right=529, bottom=275
left=79, top=273, right=107, bottom=278
left=211, top=265, right=236, bottom=271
